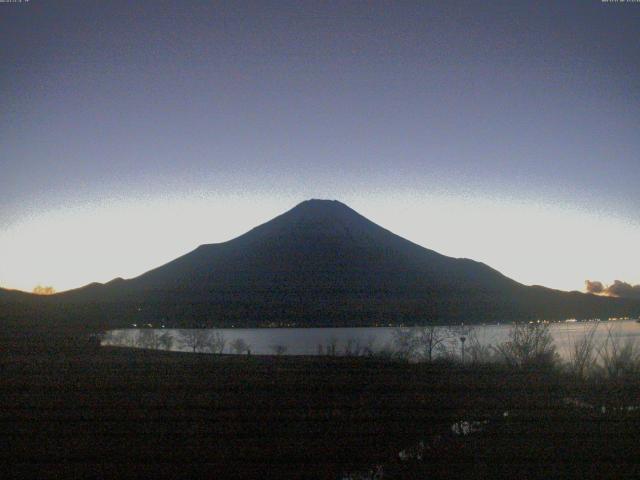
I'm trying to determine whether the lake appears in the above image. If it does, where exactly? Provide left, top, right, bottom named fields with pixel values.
left=102, top=320, right=640, bottom=362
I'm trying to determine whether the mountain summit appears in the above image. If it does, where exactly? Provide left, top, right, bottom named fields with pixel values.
left=120, top=199, right=518, bottom=303
left=10, top=200, right=640, bottom=329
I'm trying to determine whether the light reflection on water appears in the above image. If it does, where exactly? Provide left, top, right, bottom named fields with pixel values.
left=102, top=320, right=640, bottom=361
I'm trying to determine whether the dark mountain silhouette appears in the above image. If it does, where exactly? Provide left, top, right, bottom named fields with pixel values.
left=0, top=287, right=30, bottom=300
left=3, top=200, right=640, bottom=329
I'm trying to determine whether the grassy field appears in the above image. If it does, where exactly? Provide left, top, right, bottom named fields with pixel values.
left=2, top=341, right=640, bottom=479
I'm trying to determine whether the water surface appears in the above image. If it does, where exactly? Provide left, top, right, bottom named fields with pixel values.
left=102, top=320, right=640, bottom=361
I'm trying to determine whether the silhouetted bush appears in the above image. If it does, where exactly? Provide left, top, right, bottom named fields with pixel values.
left=495, top=322, right=558, bottom=370
left=594, top=325, right=640, bottom=381
left=564, top=323, right=599, bottom=379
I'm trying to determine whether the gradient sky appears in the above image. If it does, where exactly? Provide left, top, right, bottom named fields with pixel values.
left=1, top=1, right=639, bottom=293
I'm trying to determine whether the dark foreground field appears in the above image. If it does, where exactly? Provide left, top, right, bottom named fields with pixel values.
left=2, top=342, right=640, bottom=479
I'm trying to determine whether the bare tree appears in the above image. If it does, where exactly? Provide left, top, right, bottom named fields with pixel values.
left=158, top=331, right=174, bottom=351
left=230, top=338, right=250, bottom=355
left=391, top=326, right=417, bottom=361
left=464, top=327, right=496, bottom=364
left=414, top=325, right=454, bottom=362
left=326, top=337, right=338, bottom=356
left=595, top=325, right=640, bottom=380
left=565, top=323, right=599, bottom=379
left=178, top=329, right=215, bottom=353
left=137, top=329, right=162, bottom=350
left=270, top=344, right=287, bottom=355
left=209, top=331, right=226, bottom=354
left=343, top=338, right=361, bottom=356
left=392, top=325, right=453, bottom=362
left=119, top=330, right=137, bottom=348
left=495, top=322, right=557, bottom=369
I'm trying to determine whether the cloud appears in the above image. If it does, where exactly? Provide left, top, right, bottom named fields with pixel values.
left=585, top=279, right=640, bottom=299
left=585, top=280, right=604, bottom=294
left=606, top=280, right=640, bottom=300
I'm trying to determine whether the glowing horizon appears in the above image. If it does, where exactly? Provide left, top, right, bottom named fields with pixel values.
left=2, top=191, right=638, bottom=294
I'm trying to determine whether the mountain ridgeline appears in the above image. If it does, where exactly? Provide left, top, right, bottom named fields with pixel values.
left=3, top=200, right=640, bottom=330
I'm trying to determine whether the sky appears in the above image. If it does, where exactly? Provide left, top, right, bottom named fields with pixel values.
left=1, top=0, right=639, bottom=293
